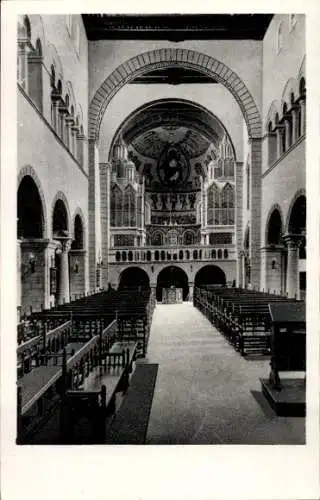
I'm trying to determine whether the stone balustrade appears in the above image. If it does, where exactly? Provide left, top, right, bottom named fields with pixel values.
left=109, top=244, right=235, bottom=264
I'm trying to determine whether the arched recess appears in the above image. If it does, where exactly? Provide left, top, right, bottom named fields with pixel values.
left=89, top=48, right=261, bottom=141
left=265, top=100, right=281, bottom=131
left=285, top=190, right=306, bottom=234
left=156, top=265, right=189, bottom=301
left=194, top=265, right=226, bottom=288
left=266, top=205, right=283, bottom=245
left=51, top=192, right=71, bottom=237
left=17, top=175, right=44, bottom=239
left=119, top=267, right=150, bottom=290
left=281, top=77, right=298, bottom=108
left=151, top=230, right=165, bottom=246
left=71, top=211, right=85, bottom=249
left=108, top=98, right=237, bottom=161
left=18, top=166, right=47, bottom=238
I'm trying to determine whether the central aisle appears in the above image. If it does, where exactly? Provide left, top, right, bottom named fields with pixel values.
left=144, top=302, right=304, bottom=444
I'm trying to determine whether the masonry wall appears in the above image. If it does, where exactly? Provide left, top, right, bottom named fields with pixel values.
left=262, top=14, right=305, bottom=128
left=88, top=39, right=263, bottom=116
left=98, top=83, right=244, bottom=162
left=18, top=90, right=89, bottom=237
left=261, top=139, right=305, bottom=244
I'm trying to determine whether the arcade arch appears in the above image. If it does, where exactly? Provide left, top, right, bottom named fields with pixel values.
left=194, top=265, right=226, bottom=288
left=156, top=265, right=189, bottom=302
left=119, top=267, right=150, bottom=290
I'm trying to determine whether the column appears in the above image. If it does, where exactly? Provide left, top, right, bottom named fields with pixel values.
left=99, top=162, right=112, bottom=287
left=51, top=98, right=59, bottom=132
left=249, top=138, right=262, bottom=289
left=300, top=99, right=306, bottom=136
left=57, top=238, right=72, bottom=304
left=284, top=117, right=291, bottom=150
left=275, top=127, right=282, bottom=158
left=291, top=106, right=298, bottom=144
left=236, top=250, right=243, bottom=288
left=261, top=245, right=284, bottom=294
left=17, top=39, right=30, bottom=91
left=188, top=282, right=194, bottom=301
left=77, top=132, right=84, bottom=166
left=284, top=234, right=301, bottom=299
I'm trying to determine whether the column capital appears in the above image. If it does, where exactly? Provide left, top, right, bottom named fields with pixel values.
left=55, top=236, right=73, bottom=253
left=283, top=233, right=304, bottom=249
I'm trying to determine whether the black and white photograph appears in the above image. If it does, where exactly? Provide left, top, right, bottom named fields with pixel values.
left=1, top=4, right=320, bottom=500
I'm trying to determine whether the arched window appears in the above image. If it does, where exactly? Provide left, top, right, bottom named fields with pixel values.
left=111, top=185, right=122, bottom=227
left=217, top=249, right=222, bottom=259
left=215, top=158, right=223, bottom=178
left=193, top=250, right=198, bottom=260
left=155, top=250, right=159, bottom=261
left=17, top=16, right=31, bottom=91
left=224, top=249, right=229, bottom=259
left=221, top=184, right=235, bottom=224
left=152, top=232, right=163, bottom=246
left=277, top=22, right=283, bottom=53
left=27, top=38, right=43, bottom=112
left=207, top=182, right=220, bottom=225
left=124, top=185, right=136, bottom=227
left=268, top=121, right=277, bottom=166
left=224, top=158, right=234, bottom=178
left=185, top=250, right=190, bottom=260
left=184, top=231, right=194, bottom=246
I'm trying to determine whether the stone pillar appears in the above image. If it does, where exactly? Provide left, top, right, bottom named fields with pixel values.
left=20, top=239, right=52, bottom=314
left=291, top=106, right=297, bottom=144
left=284, top=117, right=291, bottom=150
left=188, top=282, right=194, bottom=301
left=77, top=133, right=84, bottom=167
left=236, top=250, right=243, bottom=288
left=249, top=138, right=262, bottom=289
left=57, top=238, right=72, bottom=304
left=69, top=249, right=86, bottom=300
left=275, top=127, right=282, bottom=158
left=99, top=161, right=112, bottom=287
left=88, top=140, right=100, bottom=290
left=300, top=99, right=306, bottom=136
left=283, top=234, right=302, bottom=299
left=261, top=245, right=284, bottom=294
left=235, top=161, right=243, bottom=284
left=51, top=99, right=59, bottom=132
left=17, top=39, right=30, bottom=92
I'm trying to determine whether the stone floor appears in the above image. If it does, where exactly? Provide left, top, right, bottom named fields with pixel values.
left=141, top=302, right=305, bottom=445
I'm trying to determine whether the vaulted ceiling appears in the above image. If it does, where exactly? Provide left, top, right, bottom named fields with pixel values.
left=117, top=99, right=227, bottom=160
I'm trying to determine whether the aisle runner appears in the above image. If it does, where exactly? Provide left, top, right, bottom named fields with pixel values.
left=105, top=364, right=158, bottom=444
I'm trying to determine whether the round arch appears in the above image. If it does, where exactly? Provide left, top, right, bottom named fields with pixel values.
left=17, top=175, right=44, bottom=239
left=51, top=191, right=71, bottom=236
left=108, top=98, right=238, bottom=161
left=18, top=166, right=48, bottom=238
left=119, top=267, right=150, bottom=290
left=265, top=204, right=283, bottom=245
left=194, top=265, right=226, bottom=288
left=285, top=189, right=306, bottom=234
left=156, top=265, right=189, bottom=301
left=71, top=207, right=87, bottom=245
left=89, top=48, right=261, bottom=141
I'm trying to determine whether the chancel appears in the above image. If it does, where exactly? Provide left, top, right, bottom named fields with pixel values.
left=16, top=13, right=306, bottom=445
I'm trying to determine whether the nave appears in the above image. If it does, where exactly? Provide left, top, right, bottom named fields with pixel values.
left=144, top=303, right=304, bottom=445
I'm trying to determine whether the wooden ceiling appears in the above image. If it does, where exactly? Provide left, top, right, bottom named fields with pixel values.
left=82, top=14, right=273, bottom=41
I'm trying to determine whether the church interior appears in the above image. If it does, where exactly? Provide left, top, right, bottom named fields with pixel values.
left=15, top=13, right=307, bottom=445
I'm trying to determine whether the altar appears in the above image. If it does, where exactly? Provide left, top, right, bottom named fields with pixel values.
left=162, top=286, right=183, bottom=304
